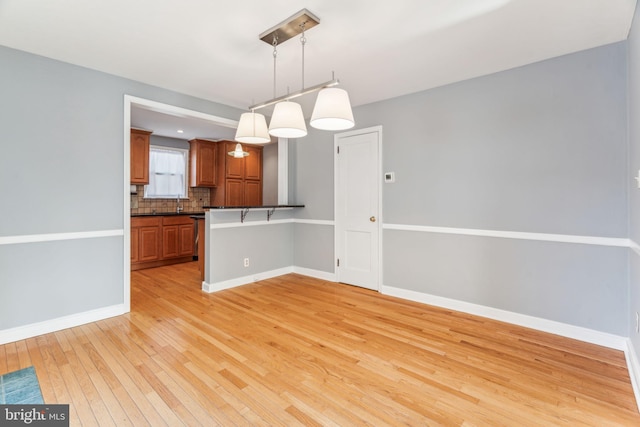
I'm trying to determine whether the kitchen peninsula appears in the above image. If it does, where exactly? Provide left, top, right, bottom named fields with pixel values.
left=198, top=204, right=305, bottom=292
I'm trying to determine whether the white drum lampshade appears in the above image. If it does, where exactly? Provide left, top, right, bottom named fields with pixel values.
left=268, top=101, right=308, bottom=138
left=235, top=112, right=270, bottom=144
left=310, top=87, right=355, bottom=131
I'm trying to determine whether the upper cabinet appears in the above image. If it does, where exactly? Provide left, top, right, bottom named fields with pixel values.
left=244, top=145, right=262, bottom=181
left=189, top=139, right=217, bottom=187
left=211, top=141, right=263, bottom=206
left=130, top=129, right=152, bottom=184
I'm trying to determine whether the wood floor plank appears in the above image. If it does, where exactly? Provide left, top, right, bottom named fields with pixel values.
left=0, top=344, right=7, bottom=374
left=1, top=261, right=639, bottom=425
left=14, top=339, right=31, bottom=370
left=67, top=327, right=133, bottom=426
left=4, top=342, right=19, bottom=373
left=24, top=337, right=56, bottom=404
left=36, top=334, right=81, bottom=422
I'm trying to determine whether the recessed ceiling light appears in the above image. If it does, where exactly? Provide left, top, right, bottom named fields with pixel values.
left=177, top=129, right=184, bottom=134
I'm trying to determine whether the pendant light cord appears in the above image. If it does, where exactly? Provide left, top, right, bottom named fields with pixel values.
left=272, top=35, right=278, bottom=98
left=300, top=22, right=306, bottom=90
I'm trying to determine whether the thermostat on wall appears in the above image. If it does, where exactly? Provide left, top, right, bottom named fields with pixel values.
left=384, top=172, right=395, bottom=183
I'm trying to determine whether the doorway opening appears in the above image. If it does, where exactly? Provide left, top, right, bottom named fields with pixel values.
left=123, top=95, right=239, bottom=312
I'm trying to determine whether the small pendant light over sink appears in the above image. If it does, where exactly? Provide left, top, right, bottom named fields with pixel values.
left=228, top=143, right=249, bottom=158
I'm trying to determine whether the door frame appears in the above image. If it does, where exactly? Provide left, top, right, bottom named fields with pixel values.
left=333, top=125, right=383, bottom=290
left=122, top=95, right=239, bottom=311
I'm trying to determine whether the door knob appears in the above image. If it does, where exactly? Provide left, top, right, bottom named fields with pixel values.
left=370, top=216, right=376, bottom=222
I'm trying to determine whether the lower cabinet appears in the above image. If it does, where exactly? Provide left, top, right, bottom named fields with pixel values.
left=131, top=215, right=194, bottom=270
left=131, top=227, right=139, bottom=263
left=161, top=216, right=195, bottom=259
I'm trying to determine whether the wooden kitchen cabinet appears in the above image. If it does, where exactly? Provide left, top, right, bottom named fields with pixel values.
left=130, top=227, right=139, bottom=263
left=131, top=128, right=152, bottom=184
left=244, top=145, right=262, bottom=181
left=131, top=216, right=161, bottom=267
left=162, top=216, right=194, bottom=259
left=131, top=215, right=194, bottom=270
left=179, top=223, right=195, bottom=257
left=139, top=227, right=161, bottom=262
left=225, top=179, right=244, bottom=206
left=211, top=141, right=263, bottom=206
left=162, top=225, right=180, bottom=259
left=189, top=139, right=217, bottom=187
left=244, top=179, right=262, bottom=206
left=226, top=151, right=244, bottom=180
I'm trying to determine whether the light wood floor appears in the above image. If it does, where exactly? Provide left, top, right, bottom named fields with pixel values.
left=1, top=262, right=639, bottom=426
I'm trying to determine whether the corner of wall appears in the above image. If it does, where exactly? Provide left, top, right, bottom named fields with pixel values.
left=625, top=338, right=640, bottom=412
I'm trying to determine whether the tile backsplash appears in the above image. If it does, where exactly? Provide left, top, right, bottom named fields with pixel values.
left=130, top=186, right=210, bottom=214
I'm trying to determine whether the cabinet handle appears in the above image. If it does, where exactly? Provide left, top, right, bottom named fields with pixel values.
left=370, top=216, right=376, bottom=222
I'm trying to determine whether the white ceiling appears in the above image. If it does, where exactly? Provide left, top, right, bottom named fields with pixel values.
left=1, top=0, right=637, bottom=139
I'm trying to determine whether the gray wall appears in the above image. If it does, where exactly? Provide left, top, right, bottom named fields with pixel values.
left=292, top=128, right=335, bottom=221
left=206, top=210, right=294, bottom=284
left=628, top=5, right=640, bottom=360
left=293, top=42, right=629, bottom=336
left=0, top=45, right=242, bottom=330
left=290, top=128, right=337, bottom=273
left=149, top=135, right=190, bottom=150
left=263, top=142, right=278, bottom=205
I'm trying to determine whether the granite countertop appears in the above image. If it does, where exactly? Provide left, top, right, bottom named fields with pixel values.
left=202, top=205, right=305, bottom=209
left=131, top=211, right=206, bottom=217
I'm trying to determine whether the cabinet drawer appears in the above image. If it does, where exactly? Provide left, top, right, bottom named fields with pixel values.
left=162, top=216, right=195, bottom=226
left=131, top=216, right=161, bottom=228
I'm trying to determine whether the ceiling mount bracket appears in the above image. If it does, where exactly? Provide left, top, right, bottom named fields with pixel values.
left=259, top=9, right=320, bottom=45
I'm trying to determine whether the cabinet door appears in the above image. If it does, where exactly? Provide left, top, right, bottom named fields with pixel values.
left=225, top=142, right=244, bottom=179
left=226, top=179, right=244, bottom=206
left=191, top=140, right=217, bottom=187
left=178, top=224, right=195, bottom=257
left=163, top=225, right=179, bottom=259
left=131, top=130, right=150, bottom=184
left=131, top=227, right=139, bottom=263
left=244, top=145, right=262, bottom=181
left=139, top=227, right=161, bottom=262
left=244, top=180, right=262, bottom=206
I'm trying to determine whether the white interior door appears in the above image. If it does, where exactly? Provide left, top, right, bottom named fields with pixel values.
left=335, top=127, right=381, bottom=290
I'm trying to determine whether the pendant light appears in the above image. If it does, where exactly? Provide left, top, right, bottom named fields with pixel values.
left=266, top=32, right=307, bottom=138
left=241, top=9, right=355, bottom=139
left=235, top=111, right=270, bottom=144
left=269, top=101, right=307, bottom=138
left=228, top=143, right=249, bottom=158
left=310, top=87, right=354, bottom=131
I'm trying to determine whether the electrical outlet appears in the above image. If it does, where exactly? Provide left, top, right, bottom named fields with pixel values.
left=244, top=258, right=250, bottom=268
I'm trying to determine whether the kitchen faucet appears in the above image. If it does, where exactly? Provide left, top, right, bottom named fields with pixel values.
left=176, top=196, right=183, bottom=213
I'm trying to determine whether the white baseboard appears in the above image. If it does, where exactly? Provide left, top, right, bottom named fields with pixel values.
left=202, top=267, right=294, bottom=293
left=380, top=285, right=627, bottom=351
left=625, top=339, right=640, bottom=412
left=292, top=266, right=336, bottom=282
left=0, top=304, right=127, bottom=345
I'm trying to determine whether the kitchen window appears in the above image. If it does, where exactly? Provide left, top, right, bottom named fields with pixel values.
left=144, top=146, right=189, bottom=199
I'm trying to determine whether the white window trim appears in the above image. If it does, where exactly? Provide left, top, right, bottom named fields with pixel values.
left=144, top=145, right=190, bottom=199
